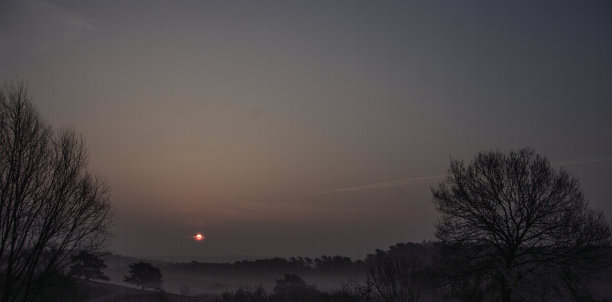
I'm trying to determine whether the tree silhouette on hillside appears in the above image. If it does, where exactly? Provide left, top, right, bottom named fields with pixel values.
left=124, top=262, right=163, bottom=290
left=69, top=251, right=109, bottom=282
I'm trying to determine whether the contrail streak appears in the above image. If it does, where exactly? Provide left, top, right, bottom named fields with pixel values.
left=315, top=174, right=446, bottom=195
left=316, top=155, right=612, bottom=195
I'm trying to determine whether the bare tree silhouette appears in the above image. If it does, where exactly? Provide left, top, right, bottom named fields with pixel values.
left=0, top=82, right=113, bottom=302
left=365, top=243, right=434, bottom=302
left=432, top=148, right=611, bottom=302
left=367, top=251, right=424, bottom=302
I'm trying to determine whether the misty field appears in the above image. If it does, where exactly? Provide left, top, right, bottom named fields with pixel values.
left=84, top=241, right=612, bottom=302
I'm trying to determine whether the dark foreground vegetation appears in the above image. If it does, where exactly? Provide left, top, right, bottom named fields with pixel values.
left=1, top=82, right=611, bottom=301
left=96, top=240, right=612, bottom=302
left=9, top=240, right=612, bottom=302
left=216, top=242, right=612, bottom=302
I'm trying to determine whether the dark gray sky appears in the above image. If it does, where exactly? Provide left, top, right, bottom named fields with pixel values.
left=1, top=0, right=611, bottom=262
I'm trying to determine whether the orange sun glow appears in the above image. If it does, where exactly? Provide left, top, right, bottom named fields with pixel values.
left=193, top=233, right=205, bottom=241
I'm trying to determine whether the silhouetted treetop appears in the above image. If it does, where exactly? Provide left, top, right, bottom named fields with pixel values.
left=0, top=82, right=113, bottom=302
left=432, top=148, right=611, bottom=302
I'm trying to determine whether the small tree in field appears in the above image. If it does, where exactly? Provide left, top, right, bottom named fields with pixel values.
left=68, top=251, right=109, bottom=282
left=432, top=148, right=611, bottom=302
left=124, top=262, right=162, bottom=290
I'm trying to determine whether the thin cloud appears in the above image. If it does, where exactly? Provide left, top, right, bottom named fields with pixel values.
left=316, top=155, right=612, bottom=195
left=0, top=0, right=96, bottom=55
left=315, top=174, right=446, bottom=195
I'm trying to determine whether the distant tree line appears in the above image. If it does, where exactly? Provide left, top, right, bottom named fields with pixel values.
left=173, top=255, right=365, bottom=277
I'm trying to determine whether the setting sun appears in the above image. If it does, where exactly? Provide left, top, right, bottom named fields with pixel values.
left=193, top=233, right=205, bottom=241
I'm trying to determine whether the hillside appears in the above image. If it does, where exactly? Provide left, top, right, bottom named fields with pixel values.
left=78, top=280, right=204, bottom=302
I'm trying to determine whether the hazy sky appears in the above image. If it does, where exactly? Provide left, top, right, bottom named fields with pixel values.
left=1, top=0, right=611, bottom=262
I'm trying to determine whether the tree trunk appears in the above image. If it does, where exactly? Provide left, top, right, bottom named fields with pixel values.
left=501, top=282, right=512, bottom=302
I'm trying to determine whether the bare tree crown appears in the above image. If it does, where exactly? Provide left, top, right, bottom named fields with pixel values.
left=0, top=83, right=113, bottom=302
left=432, top=148, right=611, bottom=302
